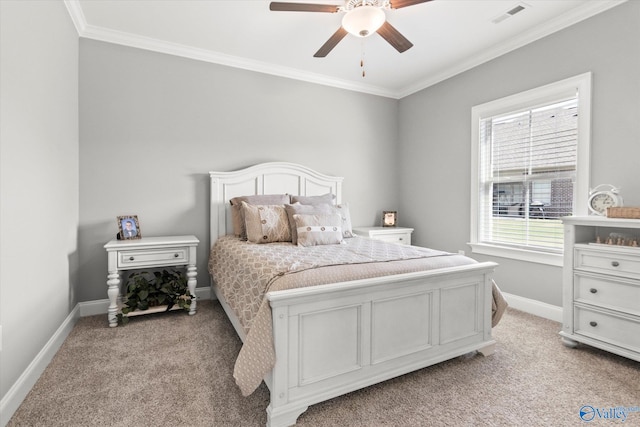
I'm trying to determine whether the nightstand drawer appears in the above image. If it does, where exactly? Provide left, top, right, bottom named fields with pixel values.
left=374, top=233, right=412, bottom=245
left=118, top=247, right=188, bottom=268
left=574, top=247, right=640, bottom=279
left=575, top=306, right=640, bottom=353
left=352, top=227, right=413, bottom=246
left=575, top=273, right=640, bottom=316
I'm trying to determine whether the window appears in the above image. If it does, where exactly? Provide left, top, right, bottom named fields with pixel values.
left=470, top=73, right=591, bottom=266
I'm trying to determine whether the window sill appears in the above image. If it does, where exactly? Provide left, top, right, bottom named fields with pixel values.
left=468, top=243, right=563, bottom=267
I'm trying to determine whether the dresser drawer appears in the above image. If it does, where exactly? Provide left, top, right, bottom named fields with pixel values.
left=118, top=247, right=188, bottom=268
left=574, top=306, right=640, bottom=353
left=574, top=247, right=640, bottom=279
left=575, top=273, right=640, bottom=316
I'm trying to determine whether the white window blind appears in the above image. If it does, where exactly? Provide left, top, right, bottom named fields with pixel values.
left=470, top=73, right=591, bottom=265
left=478, top=97, right=578, bottom=253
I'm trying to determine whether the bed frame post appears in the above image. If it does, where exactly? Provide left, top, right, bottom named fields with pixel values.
left=209, top=173, right=225, bottom=247
left=265, top=305, right=310, bottom=427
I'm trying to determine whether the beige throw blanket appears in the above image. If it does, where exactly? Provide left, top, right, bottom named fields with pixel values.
left=209, top=236, right=506, bottom=396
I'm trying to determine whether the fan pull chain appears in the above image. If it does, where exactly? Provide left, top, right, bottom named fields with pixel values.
left=360, top=40, right=366, bottom=78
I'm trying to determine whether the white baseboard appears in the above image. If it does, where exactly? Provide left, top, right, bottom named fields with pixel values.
left=78, top=298, right=110, bottom=317
left=1, top=287, right=212, bottom=426
left=0, top=305, right=80, bottom=427
left=502, top=292, right=562, bottom=322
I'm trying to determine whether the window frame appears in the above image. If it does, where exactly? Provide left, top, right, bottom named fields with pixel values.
left=470, top=73, right=592, bottom=266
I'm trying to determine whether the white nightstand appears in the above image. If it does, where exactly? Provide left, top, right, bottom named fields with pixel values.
left=104, top=235, right=199, bottom=327
left=352, top=226, right=413, bottom=245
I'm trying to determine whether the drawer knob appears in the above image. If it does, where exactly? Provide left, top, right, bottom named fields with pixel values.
left=129, top=256, right=134, bottom=261
left=589, top=288, right=598, bottom=294
left=589, top=321, right=598, bottom=327
left=399, top=238, right=403, bottom=241
left=174, top=253, right=179, bottom=258
left=611, top=261, right=620, bottom=267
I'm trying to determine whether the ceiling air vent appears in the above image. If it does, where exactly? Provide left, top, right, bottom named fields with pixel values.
left=492, top=3, right=528, bottom=24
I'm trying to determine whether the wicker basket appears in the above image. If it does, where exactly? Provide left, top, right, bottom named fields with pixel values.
left=607, top=207, right=640, bottom=219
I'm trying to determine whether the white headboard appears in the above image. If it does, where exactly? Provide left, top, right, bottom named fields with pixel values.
left=209, top=162, right=343, bottom=245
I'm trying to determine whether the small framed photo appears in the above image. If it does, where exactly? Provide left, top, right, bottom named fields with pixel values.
left=382, top=211, right=397, bottom=227
left=118, top=215, right=141, bottom=239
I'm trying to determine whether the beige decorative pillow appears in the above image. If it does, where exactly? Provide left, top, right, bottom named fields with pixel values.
left=241, top=202, right=291, bottom=244
left=290, top=193, right=335, bottom=205
left=230, top=194, right=290, bottom=238
left=293, top=213, right=343, bottom=247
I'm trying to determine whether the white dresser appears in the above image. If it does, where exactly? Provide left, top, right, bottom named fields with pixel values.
left=352, top=226, right=413, bottom=245
left=560, top=216, right=640, bottom=362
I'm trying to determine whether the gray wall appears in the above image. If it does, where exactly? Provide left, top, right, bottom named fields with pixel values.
left=398, top=1, right=640, bottom=306
left=78, top=39, right=400, bottom=302
left=0, top=0, right=79, bottom=406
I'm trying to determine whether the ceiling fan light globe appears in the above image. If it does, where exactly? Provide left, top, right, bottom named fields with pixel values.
left=342, top=6, right=385, bottom=38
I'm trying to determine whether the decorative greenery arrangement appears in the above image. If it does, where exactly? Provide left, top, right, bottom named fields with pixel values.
left=118, top=269, right=194, bottom=324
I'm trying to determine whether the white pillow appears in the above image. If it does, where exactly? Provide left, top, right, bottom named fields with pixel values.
left=294, top=213, right=343, bottom=247
left=333, top=203, right=354, bottom=238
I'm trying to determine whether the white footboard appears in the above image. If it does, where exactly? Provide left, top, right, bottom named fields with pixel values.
left=264, top=262, right=497, bottom=427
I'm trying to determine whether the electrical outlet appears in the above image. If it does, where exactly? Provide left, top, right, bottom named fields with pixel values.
left=458, top=250, right=465, bottom=255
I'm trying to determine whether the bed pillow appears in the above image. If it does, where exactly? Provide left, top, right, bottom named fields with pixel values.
left=241, top=202, right=291, bottom=244
left=290, top=193, right=335, bottom=205
left=285, top=203, right=334, bottom=245
left=293, top=213, right=343, bottom=247
left=230, top=194, right=290, bottom=238
left=333, top=203, right=354, bottom=238
left=285, top=202, right=355, bottom=243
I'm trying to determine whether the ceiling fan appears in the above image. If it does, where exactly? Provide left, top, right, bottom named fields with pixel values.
left=269, top=0, right=433, bottom=57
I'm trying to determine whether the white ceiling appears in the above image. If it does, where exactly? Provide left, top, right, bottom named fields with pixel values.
left=66, top=0, right=625, bottom=98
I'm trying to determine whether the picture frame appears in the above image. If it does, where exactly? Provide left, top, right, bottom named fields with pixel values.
left=118, top=215, right=141, bottom=240
left=382, top=211, right=397, bottom=227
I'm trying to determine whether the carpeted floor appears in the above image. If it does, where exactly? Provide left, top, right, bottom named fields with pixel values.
left=7, top=300, right=640, bottom=426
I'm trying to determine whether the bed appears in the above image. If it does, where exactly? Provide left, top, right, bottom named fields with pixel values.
left=208, top=162, right=502, bottom=427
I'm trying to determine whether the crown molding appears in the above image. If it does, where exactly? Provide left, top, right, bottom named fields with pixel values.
left=64, top=0, right=86, bottom=35
left=398, top=0, right=628, bottom=98
left=63, top=1, right=397, bottom=98
left=65, top=0, right=626, bottom=100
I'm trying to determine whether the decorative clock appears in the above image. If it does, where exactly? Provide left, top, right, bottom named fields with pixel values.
left=588, top=184, right=623, bottom=216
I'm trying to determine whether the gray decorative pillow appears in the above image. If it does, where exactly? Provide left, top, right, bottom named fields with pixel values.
left=285, top=202, right=354, bottom=243
left=230, top=194, right=290, bottom=238
left=290, top=193, right=335, bottom=205
left=285, top=203, right=334, bottom=245
left=293, top=213, right=343, bottom=247
left=241, top=202, right=291, bottom=244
